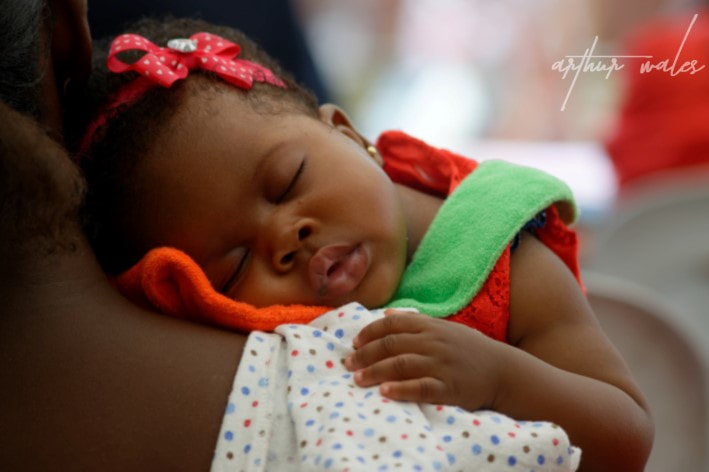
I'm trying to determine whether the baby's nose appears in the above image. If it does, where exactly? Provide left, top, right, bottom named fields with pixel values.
left=272, top=222, right=313, bottom=272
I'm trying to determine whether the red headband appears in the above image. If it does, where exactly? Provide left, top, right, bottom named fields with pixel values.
left=78, top=32, right=286, bottom=159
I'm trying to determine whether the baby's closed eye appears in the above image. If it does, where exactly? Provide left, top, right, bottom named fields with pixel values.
left=216, top=247, right=251, bottom=295
left=273, top=157, right=306, bottom=203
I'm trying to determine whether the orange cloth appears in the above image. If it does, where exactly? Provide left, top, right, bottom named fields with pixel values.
left=116, top=247, right=329, bottom=332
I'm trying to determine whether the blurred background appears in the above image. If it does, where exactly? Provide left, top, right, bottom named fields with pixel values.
left=89, top=1, right=708, bottom=469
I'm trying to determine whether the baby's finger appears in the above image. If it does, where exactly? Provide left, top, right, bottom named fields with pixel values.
left=379, top=378, right=448, bottom=404
left=352, top=353, right=431, bottom=388
left=353, top=312, right=428, bottom=348
left=346, top=332, right=422, bottom=371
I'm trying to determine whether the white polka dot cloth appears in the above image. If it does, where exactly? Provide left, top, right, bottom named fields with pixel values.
left=212, top=303, right=581, bottom=471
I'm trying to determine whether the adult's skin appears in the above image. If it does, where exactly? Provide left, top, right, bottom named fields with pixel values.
left=0, top=1, right=248, bottom=469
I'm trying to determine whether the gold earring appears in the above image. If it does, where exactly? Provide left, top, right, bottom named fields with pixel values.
left=366, top=145, right=383, bottom=166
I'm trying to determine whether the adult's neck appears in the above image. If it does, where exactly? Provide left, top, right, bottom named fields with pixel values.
left=0, top=233, right=113, bottom=316
left=0, top=230, right=248, bottom=470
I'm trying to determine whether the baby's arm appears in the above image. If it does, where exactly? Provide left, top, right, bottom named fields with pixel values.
left=347, top=235, right=653, bottom=471
left=498, top=235, right=652, bottom=471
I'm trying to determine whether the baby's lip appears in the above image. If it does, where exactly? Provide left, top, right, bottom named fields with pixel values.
left=308, top=244, right=368, bottom=301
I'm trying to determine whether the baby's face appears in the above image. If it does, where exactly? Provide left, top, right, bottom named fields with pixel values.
left=132, top=89, right=409, bottom=308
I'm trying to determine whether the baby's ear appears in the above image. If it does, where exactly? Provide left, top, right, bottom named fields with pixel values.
left=319, top=104, right=378, bottom=158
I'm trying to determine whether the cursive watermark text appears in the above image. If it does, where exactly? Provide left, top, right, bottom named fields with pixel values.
left=552, top=13, right=705, bottom=111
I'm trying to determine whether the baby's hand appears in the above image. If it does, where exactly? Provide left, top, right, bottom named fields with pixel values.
left=345, top=310, right=508, bottom=411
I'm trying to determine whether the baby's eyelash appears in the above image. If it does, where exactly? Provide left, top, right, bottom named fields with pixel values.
left=276, top=158, right=306, bottom=203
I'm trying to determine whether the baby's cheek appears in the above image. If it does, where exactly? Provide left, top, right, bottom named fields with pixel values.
left=360, top=260, right=404, bottom=308
left=232, top=265, right=301, bottom=307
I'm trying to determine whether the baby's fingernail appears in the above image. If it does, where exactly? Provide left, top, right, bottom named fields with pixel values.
left=344, top=356, right=353, bottom=370
left=380, top=383, right=391, bottom=395
left=354, top=370, right=363, bottom=384
left=385, top=308, right=416, bottom=315
left=352, top=335, right=360, bottom=348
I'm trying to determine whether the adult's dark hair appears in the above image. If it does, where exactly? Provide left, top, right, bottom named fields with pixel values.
left=0, top=0, right=50, bottom=120
left=71, top=16, right=319, bottom=275
left=0, top=1, right=86, bottom=257
left=0, top=101, right=84, bottom=259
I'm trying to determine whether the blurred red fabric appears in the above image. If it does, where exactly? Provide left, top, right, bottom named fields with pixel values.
left=606, top=11, right=709, bottom=189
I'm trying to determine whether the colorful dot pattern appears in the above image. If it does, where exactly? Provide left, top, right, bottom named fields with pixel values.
left=212, top=303, right=581, bottom=471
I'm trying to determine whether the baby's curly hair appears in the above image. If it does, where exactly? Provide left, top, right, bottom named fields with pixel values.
left=69, top=16, right=320, bottom=275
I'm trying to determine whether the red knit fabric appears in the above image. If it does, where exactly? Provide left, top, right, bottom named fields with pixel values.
left=445, top=248, right=512, bottom=342
left=377, top=131, right=581, bottom=343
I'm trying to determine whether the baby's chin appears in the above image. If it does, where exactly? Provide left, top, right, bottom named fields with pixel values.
left=356, top=292, right=396, bottom=310
left=349, top=277, right=402, bottom=310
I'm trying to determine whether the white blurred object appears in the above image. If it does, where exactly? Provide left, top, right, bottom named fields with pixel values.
left=468, top=140, right=618, bottom=222
left=584, top=271, right=709, bottom=472
left=358, top=61, right=490, bottom=151
left=299, top=0, right=603, bottom=141
left=301, top=1, right=378, bottom=100
left=583, top=167, right=709, bottom=334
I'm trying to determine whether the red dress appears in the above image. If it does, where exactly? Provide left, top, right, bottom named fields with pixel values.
left=377, top=131, right=582, bottom=342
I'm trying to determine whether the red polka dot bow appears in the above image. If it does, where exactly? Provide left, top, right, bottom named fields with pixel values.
left=107, top=32, right=286, bottom=89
